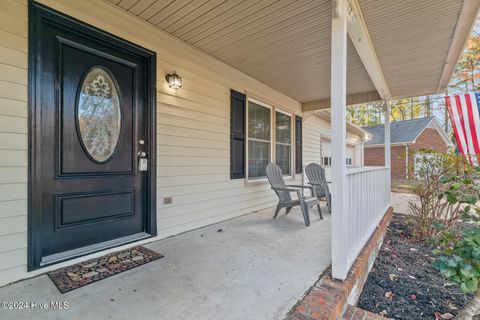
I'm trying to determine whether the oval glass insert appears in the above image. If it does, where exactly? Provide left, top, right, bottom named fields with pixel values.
left=77, top=68, right=121, bottom=162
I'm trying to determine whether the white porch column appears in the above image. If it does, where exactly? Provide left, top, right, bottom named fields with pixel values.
left=384, top=101, right=391, bottom=168
left=384, top=100, right=391, bottom=202
left=331, top=0, right=349, bottom=280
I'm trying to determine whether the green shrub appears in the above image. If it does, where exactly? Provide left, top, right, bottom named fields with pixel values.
left=409, top=150, right=477, bottom=242
left=432, top=165, right=480, bottom=319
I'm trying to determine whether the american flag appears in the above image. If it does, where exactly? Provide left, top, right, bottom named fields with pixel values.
left=446, top=93, right=480, bottom=164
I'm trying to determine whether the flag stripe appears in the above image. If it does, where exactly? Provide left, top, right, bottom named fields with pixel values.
left=452, top=95, right=470, bottom=154
left=474, top=93, right=480, bottom=151
left=455, top=95, right=473, bottom=157
left=465, top=94, right=480, bottom=155
left=445, top=95, right=467, bottom=157
left=445, top=92, right=480, bottom=163
left=468, top=93, right=480, bottom=165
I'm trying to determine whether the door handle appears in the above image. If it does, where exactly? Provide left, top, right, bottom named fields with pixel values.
left=138, top=151, right=148, bottom=171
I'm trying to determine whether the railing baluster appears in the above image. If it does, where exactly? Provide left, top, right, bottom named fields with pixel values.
left=344, top=166, right=390, bottom=272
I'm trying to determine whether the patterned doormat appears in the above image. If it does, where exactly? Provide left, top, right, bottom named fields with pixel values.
left=48, top=246, right=163, bottom=293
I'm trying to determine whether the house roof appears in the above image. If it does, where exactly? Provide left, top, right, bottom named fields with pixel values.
left=362, top=117, right=453, bottom=146
left=106, top=0, right=479, bottom=105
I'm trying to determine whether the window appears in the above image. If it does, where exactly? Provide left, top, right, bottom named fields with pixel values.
left=248, top=101, right=271, bottom=178
left=275, top=111, right=291, bottom=175
left=246, top=99, right=293, bottom=179
left=78, top=68, right=121, bottom=162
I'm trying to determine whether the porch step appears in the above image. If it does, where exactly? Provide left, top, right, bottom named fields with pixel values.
left=341, top=305, right=390, bottom=320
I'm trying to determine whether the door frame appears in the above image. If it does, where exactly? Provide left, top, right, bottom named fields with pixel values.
left=28, top=1, right=157, bottom=270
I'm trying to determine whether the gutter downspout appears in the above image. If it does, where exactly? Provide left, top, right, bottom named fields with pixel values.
left=404, top=143, right=409, bottom=179
left=361, top=140, right=364, bottom=166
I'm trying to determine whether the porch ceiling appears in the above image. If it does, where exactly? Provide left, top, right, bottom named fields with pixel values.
left=358, top=0, right=469, bottom=99
left=108, top=0, right=477, bottom=103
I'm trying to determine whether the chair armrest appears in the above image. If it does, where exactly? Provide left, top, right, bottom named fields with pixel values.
left=287, top=184, right=313, bottom=190
left=271, top=187, right=301, bottom=192
left=271, top=187, right=303, bottom=199
left=287, top=184, right=317, bottom=198
left=308, top=182, right=329, bottom=186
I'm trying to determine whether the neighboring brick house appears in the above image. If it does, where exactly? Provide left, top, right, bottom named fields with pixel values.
left=362, top=117, right=453, bottom=179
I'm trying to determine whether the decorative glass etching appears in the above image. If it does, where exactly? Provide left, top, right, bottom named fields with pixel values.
left=77, top=68, right=121, bottom=162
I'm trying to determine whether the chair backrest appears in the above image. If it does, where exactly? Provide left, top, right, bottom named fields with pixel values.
left=266, top=162, right=292, bottom=202
left=305, top=163, right=329, bottom=197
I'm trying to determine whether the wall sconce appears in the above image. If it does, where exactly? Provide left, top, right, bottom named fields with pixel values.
left=166, top=72, right=182, bottom=89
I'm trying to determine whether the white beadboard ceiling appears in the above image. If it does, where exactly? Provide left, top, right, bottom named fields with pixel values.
left=107, top=0, right=472, bottom=103
left=358, top=0, right=464, bottom=99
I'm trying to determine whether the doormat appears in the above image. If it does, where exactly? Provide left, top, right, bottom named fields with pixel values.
left=48, top=246, right=163, bottom=293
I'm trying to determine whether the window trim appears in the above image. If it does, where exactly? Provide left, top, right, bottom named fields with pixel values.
left=245, top=97, right=295, bottom=182
left=246, top=98, right=273, bottom=181
left=274, top=108, right=293, bottom=179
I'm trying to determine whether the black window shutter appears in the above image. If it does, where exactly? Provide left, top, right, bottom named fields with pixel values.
left=230, top=89, right=246, bottom=179
left=295, top=115, right=303, bottom=174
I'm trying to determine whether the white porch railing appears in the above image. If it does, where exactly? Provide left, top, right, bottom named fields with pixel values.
left=329, top=0, right=392, bottom=280
left=333, top=166, right=391, bottom=279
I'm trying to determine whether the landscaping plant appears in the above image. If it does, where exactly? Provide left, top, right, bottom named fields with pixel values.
left=433, top=165, right=480, bottom=319
left=408, top=150, right=476, bottom=242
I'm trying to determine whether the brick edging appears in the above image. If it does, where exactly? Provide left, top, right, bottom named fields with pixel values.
left=286, top=207, right=394, bottom=320
left=342, top=305, right=388, bottom=320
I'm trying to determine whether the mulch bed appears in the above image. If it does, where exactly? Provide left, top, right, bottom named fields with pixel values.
left=357, top=213, right=476, bottom=320
left=48, top=246, right=163, bottom=293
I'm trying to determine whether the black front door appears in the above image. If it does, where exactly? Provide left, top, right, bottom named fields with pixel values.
left=28, top=3, right=156, bottom=270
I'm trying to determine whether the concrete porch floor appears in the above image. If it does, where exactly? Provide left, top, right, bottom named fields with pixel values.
left=0, top=205, right=331, bottom=320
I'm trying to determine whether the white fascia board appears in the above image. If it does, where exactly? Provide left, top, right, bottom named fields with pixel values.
left=437, top=0, right=480, bottom=93
left=365, top=143, right=412, bottom=148
left=347, top=0, right=391, bottom=101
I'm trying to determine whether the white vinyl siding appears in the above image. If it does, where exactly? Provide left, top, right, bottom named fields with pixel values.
left=319, top=142, right=354, bottom=167
left=303, top=114, right=364, bottom=182
left=347, top=147, right=354, bottom=166
left=302, top=116, right=322, bottom=167
left=354, top=141, right=364, bottom=166
left=0, top=0, right=29, bottom=287
left=0, top=0, right=463, bottom=288
left=0, top=0, right=303, bottom=286
left=302, top=115, right=326, bottom=183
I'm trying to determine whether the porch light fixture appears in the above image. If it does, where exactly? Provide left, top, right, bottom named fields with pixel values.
left=166, top=72, right=182, bottom=89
